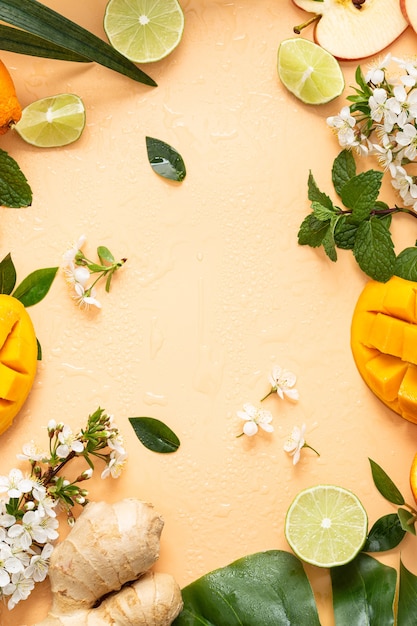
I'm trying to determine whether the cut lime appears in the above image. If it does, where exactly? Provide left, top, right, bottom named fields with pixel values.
left=277, top=38, right=344, bottom=105
left=104, top=0, right=184, bottom=64
left=14, top=94, right=85, bottom=148
left=285, top=485, right=368, bottom=568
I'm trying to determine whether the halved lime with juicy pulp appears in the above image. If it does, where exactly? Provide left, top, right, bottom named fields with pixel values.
left=14, top=94, right=86, bottom=148
left=285, top=484, right=368, bottom=567
left=278, top=38, right=345, bottom=105
left=104, top=0, right=184, bottom=64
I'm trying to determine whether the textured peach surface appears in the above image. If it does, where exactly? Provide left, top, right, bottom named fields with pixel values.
left=1, top=1, right=417, bottom=624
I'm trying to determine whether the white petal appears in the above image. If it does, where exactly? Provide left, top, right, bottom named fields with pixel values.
left=243, top=421, right=258, bottom=436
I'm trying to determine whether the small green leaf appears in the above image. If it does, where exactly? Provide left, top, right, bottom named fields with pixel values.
left=129, top=417, right=180, bottom=453
left=0, top=0, right=156, bottom=86
left=397, top=508, right=416, bottom=535
left=322, top=222, right=337, bottom=262
left=331, top=553, right=396, bottom=626
left=97, top=246, right=115, bottom=265
left=0, top=253, right=16, bottom=294
left=340, top=170, right=383, bottom=221
left=146, top=136, right=186, bottom=182
left=334, top=215, right=358, bottom=250
left=394, top=247, right=417, bottom=281
left=307, top=171, right=334, bottom=208
left=353, top=218, right=395, bottom=282
left=0, top=23, right=90, bottom=61
left=12, top=267, right=58, bottom=307
left=0, top=148, right=32, bottom=208
left=36, top=338, right=42, bottom=361
left=311, top=201, right=337, bottom=221
left=173, top=551, right=320, bottom=626
left=363, top=513, right=406, bottom=552
left=369, top=459, right=405, bottom=505
left=298, top=214, right=331, bottom=248
left=332, top=149, right=356, bottom=196
left=398, top=560, right=417, bottom=625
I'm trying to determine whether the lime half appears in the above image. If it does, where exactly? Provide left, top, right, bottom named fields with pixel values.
left=285, top=485, right=368, bottom=568
left=104, top=0, right=184, bottom=64
left=278, top=38, right=344, bottom=105
left=14, top=94, right=85, bottom=148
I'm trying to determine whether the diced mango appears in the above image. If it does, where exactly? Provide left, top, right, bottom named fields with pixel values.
left=382, top=275, right=417, bottom=323
left=367, top=313, right=404, bottom=358
left=365, top=354, right=408, bottom=402
left=398, top=364, right=417, bottom=416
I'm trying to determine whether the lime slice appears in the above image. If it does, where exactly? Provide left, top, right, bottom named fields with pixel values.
left=14, top=94, right=85, bottom=148
left=285, top=485, right=368, bottom=568
left=104, top=0, right=184, bottom=64
left=277, top=38, right=344, bottom=105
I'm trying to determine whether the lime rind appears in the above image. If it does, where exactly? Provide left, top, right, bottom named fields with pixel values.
left=14, top=94, right=86, bottom=148
left=104, top=0, right=184, bottom=63
left=285, top=484, right=368, bottom=568
left=278, top=38, right=344, bottom=105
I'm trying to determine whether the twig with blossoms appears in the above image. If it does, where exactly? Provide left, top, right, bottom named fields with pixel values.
left=0, top=408, right=126, bottom=610
left=63, top=235, right=126, bottom=310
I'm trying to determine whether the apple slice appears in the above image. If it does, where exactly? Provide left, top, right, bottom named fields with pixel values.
left=401, top=0, right=417, bottom=34
left=292, top=0, right=408, bottom=61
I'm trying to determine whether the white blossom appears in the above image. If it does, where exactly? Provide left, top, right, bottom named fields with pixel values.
left=25, top=543, right=53, bottom=582
left=237, top=403, right=273, bottom=437
left=73, top=283, right=102, bottom=310
left=0, top=469, right=34, bottom=500
left=63, top=234, right=86, bottom=265
left=284, top=424, right=306, bottom=465
left=17, top=441, right=48, bottom=463
left=268, top=365, right=299, bottom=401
left=56, top=425, right=84, bottom=459
left=101, top=451, right=128, bottom=479
left=3, top=570, right=35, bottom=609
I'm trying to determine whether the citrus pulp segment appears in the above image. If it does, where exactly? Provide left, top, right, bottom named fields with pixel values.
left=285, top=485, right=368, bottom=568
left=104, top=0, right=184, bottom=64
left=14, top=94, right=86, bottom=148
left=277, top=38, right=344, bottom=105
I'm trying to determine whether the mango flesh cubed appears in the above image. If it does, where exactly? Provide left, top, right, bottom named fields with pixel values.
left=398, top=364, right=417, bottom=416
left=402, top=324, right=417, bottom=366
left=0, top=361, right=27, bottom=401
left=368, top=313, right=404, bottom=359
left=382, top=275, right=417, bottom=323
left=0, top=307, right=19, bottom=347
left=365, top=354, right=408, bottom=402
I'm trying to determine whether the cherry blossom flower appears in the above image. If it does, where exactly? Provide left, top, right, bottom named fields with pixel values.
left=261, top=365, right=299, bottom=402
left=25, top=543, right=53, bottom=583
left=56, top=425, right=85, bottom=459
left=237, top=403, right=273, bottom=437
left=284, top=424, right=320, bottom=465
left=0, top=470, right=34, bottom=500
left=101, top=451, right=128, bottom=479
left=73, top=282, right=102, bottom=310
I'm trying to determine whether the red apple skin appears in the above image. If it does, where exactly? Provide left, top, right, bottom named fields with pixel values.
left=401, top=0, right=417, bottom=33
left=292, top=0, right=406, bottom=61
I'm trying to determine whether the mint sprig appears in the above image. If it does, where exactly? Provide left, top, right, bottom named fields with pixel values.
left=298, top=149, right=417, bottom=282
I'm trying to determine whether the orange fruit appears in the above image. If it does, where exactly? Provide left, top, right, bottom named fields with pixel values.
left=410, top=453, right=417, bottom=505
left=0, top=59, right=22, bottom=135
left=351, top=276, right=417, bottom=423
left=0, top=295, right=37, bottom=435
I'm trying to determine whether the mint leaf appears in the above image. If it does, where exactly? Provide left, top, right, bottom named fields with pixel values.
left=307, top=171, right=333, bottom=208
left=0, top=148, right=32, bottom=207
left=311, top=201, right=337, bottom=221
left=341, top=170, right=383, bottom=222
left=334, top=215, right=358, bottom=250
left=332, top=149, right=356, bottom=196
left=13, top=267, right=58, bottom=306
left=394, top=247, right=417, bottom=281
left=0, top=253, right=16, bottom=294
left=298, top=214, right=331, bottom=248
left=353, top=217, right=395, bottom=281
left=322, top=220, right=337, bottom=261
left=369, top=459, right=405, bottom=505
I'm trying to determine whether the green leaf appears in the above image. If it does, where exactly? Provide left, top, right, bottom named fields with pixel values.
left=128, top=417, right=180, bottom=453
left=331, top=553, right=396, bottom=626
left=340, top=170, right=383, bottom=221
left=0, top=23, right=89, bottom=61
left=311, top=201, right=337, bottom=221
left=0, top=0, right=156, bottom=86
left=353, top=217, right=395, bottom=282
left=0, top=148, right=32, bottom=208
left=173, top=550, right=321, bottom=626
left=398, top=560, right=417, bottom=625
left=12, top=266, right=58, bottom=307
left=369, top=459, right=405, bottom=505
left=363, top=513, right=406, bottom=552
left=97, top=246, right=115, bottom=265
left=146, top=137, right=186, bottom=182
left=397, top=508, right=416, bottom=535
left=36, top=338, right=41, bottom=361
left=394, top=247, right=417, bottom=282
left=298, top=214, right=331, bottom=248
left=332, top=149, right=356, bottom=196
left=0, top=253, right=16, bottom=294
left=307, top=171, right=334, bottom=208
left=322, top=222, right=337, bottom=262
left=334, top=215, right=359, bottom=250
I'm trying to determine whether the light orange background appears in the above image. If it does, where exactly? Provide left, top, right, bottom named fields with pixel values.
left=1, top=1, right=417, bottom=624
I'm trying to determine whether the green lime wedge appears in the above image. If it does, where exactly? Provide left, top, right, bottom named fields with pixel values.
left=285, top=484, right=368, bottom=568
left=104, top=0, right=184, bottom=64
left=278, top=38, right=344, bottom=105
left=14, top=94, right=86, bottom=148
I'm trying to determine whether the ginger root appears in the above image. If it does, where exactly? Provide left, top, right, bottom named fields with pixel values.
left=35, top=499, right=183, bottom=626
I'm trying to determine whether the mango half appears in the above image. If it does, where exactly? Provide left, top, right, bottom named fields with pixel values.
left=351, top=276, right=417, bottom=423
left=0, top=295, right=37, bottom=435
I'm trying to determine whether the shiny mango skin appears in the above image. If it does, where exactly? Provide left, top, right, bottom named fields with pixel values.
left=351, top=276, right=417, bottom=424
left=0, top=294, right=37, bottom=435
